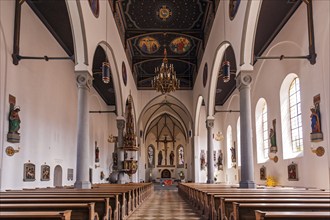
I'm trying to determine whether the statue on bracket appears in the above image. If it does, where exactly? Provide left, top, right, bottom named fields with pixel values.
left=310, top=94, right=323, bottom=142
left=158, top=150, right=163, bottom=165
left=217, top=150, right=223, bottom=171
left=7, top=95, right=21, bottom=143
left=269, top=119, right=277, bottom=153
left=169, top=150, right=175, bottom=165
left=200, top=150, right=206, bottom=170
left=95, top=141, right=100, bottom=163
left=230, top=142, right=236, bottom=163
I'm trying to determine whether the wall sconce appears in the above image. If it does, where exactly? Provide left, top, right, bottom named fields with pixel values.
left=214, top=131, right=224, bottom=141
left=107, top=134, right=118, bottom=143
left=102, top=62, right=110, bottom=83
left=268, top=152, right=278, bottom=163
left=95, top=164, right=100, bottom=169
left=311, top=146, right=325, bottom=157
left=5, top=146, right=20, bottom=156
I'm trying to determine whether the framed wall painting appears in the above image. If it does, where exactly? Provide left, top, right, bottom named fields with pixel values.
left=260, top=166, right=266, bottom=180
left=288, top=162, right=298, bottom=181
left=67, top=168, right=74, bottom=181
left=23, top=163, right=35, bottom=181
left=40, top=165, right=50, bottom=181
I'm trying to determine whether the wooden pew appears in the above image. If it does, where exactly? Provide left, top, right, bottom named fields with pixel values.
left=221, top=197, right=330, bottom=220
left=178, top=183, right=330, bottom=220
left=0, top=198, right=110, bottom=220
left=1, top=183, right=153, bottom=220
left=0, top=202, right=97, bottom=220
left=254, top=210, right=330, bottom=220
left=198, top=190, right=328, bottom=219
left=0, top=210, right=72, bottom=220
left=231, top=202, right=330, bottom=220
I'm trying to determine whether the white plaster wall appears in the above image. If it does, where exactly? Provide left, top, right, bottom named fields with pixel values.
left=0, top=1, right=116, bottom=190
left=217, top=1, right=329, bottom=189
left=219, top=94, right=240, bottom=184
left=197, top=106, right=207, bottom=183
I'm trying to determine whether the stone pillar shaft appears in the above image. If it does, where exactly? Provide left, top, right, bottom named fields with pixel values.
left=237, top=72, right=255, bottom=188
left=206, top=117, right=214, bottom=184
left=74, top=71, right=92, bottom=189
left=116, top=118, right=125, bottom=184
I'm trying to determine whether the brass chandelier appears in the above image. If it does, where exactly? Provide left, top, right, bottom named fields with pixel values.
left=152, top=48, right=180, bottom=94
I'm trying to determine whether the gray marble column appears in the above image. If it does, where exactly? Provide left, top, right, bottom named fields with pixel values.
left=74, top=71, right=93, bottom=189
left=116, top=117, right=126, bottom=184
left=237, top=72, right=255, bottom=188
left=206, top=117, right=215, bottom=184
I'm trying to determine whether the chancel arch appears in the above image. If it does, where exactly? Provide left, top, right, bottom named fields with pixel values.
left=139, top=95, right=193, bottom=182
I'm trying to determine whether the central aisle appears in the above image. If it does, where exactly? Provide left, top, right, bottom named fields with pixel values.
left=128, top=188, right=202, bottom=219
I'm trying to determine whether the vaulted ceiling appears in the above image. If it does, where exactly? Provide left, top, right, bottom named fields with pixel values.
left=111, top=0, right=219, bottom=90
left=24, top=0, right=302, bottom=106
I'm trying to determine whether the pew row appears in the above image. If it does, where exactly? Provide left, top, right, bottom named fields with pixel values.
left=0, top=210, right=72, bottom=220
left=231, top=202, right=330, bottom=220
left=0, top=198, right=110, bottom=220
left=1, top=183, right=153, bottom=220
left=254, top=210, right=330, bottom=220
left=178, top=183, right=330, bottom=220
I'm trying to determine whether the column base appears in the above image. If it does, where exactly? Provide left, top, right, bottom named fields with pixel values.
left=207, top=179, right=214, bottom=184
left=239, top=180, right=255, bottom=188
left=74, top=180, right=91, bottom=189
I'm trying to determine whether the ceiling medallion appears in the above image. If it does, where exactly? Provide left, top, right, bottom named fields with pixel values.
left=138, top=37, right=160, bottom=54
left=157, top=5, right=172, bottom=21
left=170, top=37, right=191, bottom=54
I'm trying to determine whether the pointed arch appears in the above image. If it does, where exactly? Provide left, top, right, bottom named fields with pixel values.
left=208, top=42, right=231, bottom=117
left=98, top=41, right=124, bottom=117
left=240, top=0, right=262, bottom=70
left=65, top=0, right=89, bottom=71
left=194, top=95, right=204, bottom=136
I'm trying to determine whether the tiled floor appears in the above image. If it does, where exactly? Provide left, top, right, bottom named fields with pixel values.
left=127, top=189, right=202, bottom=220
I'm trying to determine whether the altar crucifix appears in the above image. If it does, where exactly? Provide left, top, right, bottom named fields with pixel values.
left=157, top=136, right=175, bottom=166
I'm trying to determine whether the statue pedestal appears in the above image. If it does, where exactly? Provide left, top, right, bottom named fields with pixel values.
left=7, top=133, right=20, bottom=143
left=310, top=132, right=323, bottom=142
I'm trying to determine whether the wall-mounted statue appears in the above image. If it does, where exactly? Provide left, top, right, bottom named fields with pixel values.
left=310, top=94, right=323, bottom=142
left=230, top=142, right=236, bottom=163
left=200, top=150, right=206, bottom=170
left=217, top=150, right=223, bottom=171
left=169, top=151, right=175, bottom=165
left=177, top=145, right=184, bottom=168
left=158, top=150, right=163, bottom=165
left=7, top=95, right=21, bottom=143
left=95, top=141, right=100, bottom=163
left=269, top=119, right=277, bottom=153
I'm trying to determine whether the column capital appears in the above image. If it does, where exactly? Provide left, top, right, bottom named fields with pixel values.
left=117, top=118, right=126, bottom=130
left=206, top=117, right=214, bottom=129
left=236, top=71, right=253, bottom=90
left=75, top=71, right=93, bottom=90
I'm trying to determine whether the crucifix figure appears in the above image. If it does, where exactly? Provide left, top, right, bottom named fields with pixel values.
left=157, top=136, right=175, bottom=165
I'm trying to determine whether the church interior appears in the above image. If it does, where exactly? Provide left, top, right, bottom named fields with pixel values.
left=0, top=0, right=329, bottom=219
